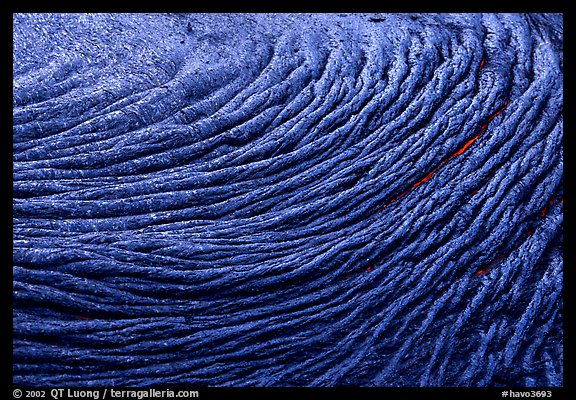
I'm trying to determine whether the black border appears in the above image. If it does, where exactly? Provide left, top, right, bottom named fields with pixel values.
left=7, top=3, right=570, bottom=399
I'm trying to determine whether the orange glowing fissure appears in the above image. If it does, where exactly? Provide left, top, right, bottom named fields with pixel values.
left=378, top=98, right=510, bottom=212
left=451, top=131, right=482, bottom=157
left=476, top=254, right=506, bottom=276
left=412, top=165, right=440, bottom=188
left=537, top=197, right=564, bottom=218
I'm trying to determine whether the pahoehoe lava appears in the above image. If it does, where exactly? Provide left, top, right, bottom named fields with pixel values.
left=13, top=13, right=563, bottom=386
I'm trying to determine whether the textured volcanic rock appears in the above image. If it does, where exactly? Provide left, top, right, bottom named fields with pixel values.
left=13, top=13, right=562, bottom=386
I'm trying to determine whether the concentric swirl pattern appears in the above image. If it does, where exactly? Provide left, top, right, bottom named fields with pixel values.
left=13, top=13, right=563, bottom=386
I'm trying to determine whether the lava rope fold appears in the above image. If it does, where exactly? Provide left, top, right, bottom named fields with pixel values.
left=12, top=13, right=563, bottom=387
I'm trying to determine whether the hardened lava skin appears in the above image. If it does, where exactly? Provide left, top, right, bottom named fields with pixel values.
left=13, top=13, right=563, bottom=387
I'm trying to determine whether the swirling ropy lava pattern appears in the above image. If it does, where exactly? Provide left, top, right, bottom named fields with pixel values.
left=13, top=13, right=563, bottom=387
